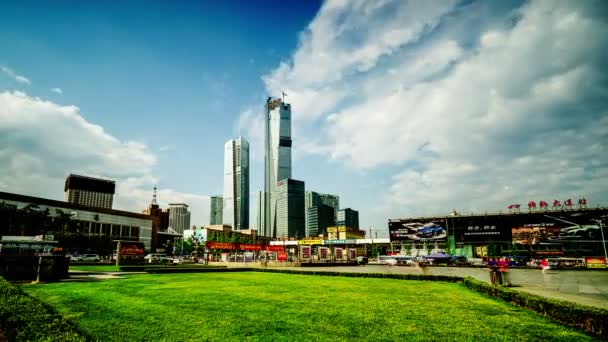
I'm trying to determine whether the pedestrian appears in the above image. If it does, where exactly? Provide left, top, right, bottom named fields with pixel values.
left=488, top=258, right=499, bottom=285
left=540, top=258, right=549, bottom=273
left=499, top=258, right=511, bottom=286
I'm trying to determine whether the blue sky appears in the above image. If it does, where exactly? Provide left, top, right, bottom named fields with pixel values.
left=1, top=0, right=607, bottom=237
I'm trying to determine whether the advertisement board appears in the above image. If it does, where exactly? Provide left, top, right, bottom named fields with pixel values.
left=452, top=216, right=511, bottom=243
left=585, top=257, right=607, bottom=268
left=319, top=247, right=328, bottom=260
left=389, top=218, right=447, bottom=242
left=510, top=211, right=606, bottom=244
left=300, top=246, right=311, bottom=259
left=265, top=245, right=284, bottom=252
left=298, top=239, right=323, bottom=245
left=452, top=209, right=607, bottom=244
left=335, top=248, right=343, bottom=259
left=277, top=251, right=287, bottom=261
left=348, top=249, right=356, bottom=260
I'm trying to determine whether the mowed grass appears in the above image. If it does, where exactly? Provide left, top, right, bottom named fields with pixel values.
left=69, top=265, right=122, bottom=272
left=21, top=272, right=596, bottom=341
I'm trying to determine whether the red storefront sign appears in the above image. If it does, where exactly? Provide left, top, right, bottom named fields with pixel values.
left=240, top=244, right=262, bottom=251
left=277, top=251, right=288, bottom=261
left=205, top=242, right=238, bottom=250
left=265, top=245, right=285, bottom=252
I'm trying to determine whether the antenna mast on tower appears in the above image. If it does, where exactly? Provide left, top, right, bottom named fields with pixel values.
left=152, top=186, right=158, bottom=205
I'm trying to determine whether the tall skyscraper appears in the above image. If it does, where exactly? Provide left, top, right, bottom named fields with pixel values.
left=263, top=97, right=292, bottom=237
left=255, top=190, right=267, bottom=233
left=223, top=137, right=249, bottom=230
left=168, top=203, right=190, bottom=234
left=64, top=174, right=115, bottom=209
left=274, top=178, right=305, bottom=239
left=305, top=191, right=340, bottom=235
left=209, top=196, right=223, bottom=225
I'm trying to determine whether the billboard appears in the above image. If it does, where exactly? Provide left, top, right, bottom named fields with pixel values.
left=389, top=218, right=447, bottom=242
left=319, top=247, right=328, bottom=260
left=451, top=209, right=607, bottom=244
left=300, top=246, right=311, bottom=259
left=452, top=216, right=510, bottom=243
left=512, top=211, right=607, bottom=244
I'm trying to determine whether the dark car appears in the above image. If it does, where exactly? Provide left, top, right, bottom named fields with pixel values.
left=448, top=256, right=469, bottom=266
left=417, top=226, right=444, bottom=238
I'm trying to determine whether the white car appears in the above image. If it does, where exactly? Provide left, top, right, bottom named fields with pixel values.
left=144, top=253, right=170, bottom=263
left=78, top=254, right=100, bottom=262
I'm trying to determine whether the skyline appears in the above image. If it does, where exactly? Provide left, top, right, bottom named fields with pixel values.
left=1, top=0, right=607, bottom=238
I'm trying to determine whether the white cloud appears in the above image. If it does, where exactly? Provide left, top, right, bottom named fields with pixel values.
left=236, top=108, right=265, bottom=161
left=0, top=90, right=210, bottom=225
left=50, top=87, right=63, bottom=94
left=260, top=0, right=457, bottom=123
left=1, top=66, right=31, bottom=85
left=248, top=0, right=608, bottom=230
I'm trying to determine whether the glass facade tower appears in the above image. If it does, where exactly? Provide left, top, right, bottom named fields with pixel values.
left=223, top=137, right=249, bottom=230
left=263, top=98, right=292, bottom=237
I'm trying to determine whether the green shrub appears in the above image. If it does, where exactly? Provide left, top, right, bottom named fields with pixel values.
left=0, top=276, right=89, bottom=341
left=463, top=277, right=608, bottom=339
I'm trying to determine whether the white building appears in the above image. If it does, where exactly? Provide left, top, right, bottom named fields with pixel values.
left=168, top=203, right=190, bottom=234
left=223, top=137, right=249, bottom=230
left=264, top=97, right=292, bottom=238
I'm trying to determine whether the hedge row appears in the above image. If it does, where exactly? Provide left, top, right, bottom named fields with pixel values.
left=463, top=277, right=608, bottom=339
left=0, top=277, right=89, bottom=342
left=253, top=268, right=465, bottom=282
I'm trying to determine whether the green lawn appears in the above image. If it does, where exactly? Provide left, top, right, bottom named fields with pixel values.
left=69, top=265, right=122, bottom=272
left=21, top=272, right=596, bottom=341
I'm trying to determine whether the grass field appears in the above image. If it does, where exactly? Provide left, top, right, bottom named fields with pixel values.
left=21, top=272, right=596, bottom=341
left=68, top=265, right=122, bottom=272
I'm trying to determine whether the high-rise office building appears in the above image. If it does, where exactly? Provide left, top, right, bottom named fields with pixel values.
left=306, top=204, right=335, bottom=238
left=305, top=191, right=340, bottom=235
left=64, top=174, right=115, bottom=209
left=223, top=137, right=249, bottom=230
left=274, top=178, right=305, bottom=239
left=168, top=203, right=190, bottom=234
left=255, top=191, right=267, bottom=233
left=337, top=208, right=359, bottom=229
left=263, top=97, right=292, bottom=237
left=209, top=196, right=223, bottom=225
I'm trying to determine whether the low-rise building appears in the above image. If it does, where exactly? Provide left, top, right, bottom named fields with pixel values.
left=0, top=191, right=153, bottom=251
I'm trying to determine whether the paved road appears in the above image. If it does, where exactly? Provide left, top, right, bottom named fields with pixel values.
left=274, top=265, right=608, bottom=309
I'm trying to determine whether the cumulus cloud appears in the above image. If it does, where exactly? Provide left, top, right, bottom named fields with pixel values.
left=50, top=87, right=63, bottom=94
left=1, top=66, right=31, bottom=85
left=261, top=0, right=457, bottom=123
left=243, top=0, right=608, bottom=230
left=0, top=91, right=210, bottom=224
left=236, top=108, right=265, bottom=161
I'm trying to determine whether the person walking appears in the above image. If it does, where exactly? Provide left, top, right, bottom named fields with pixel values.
left=540, top=258, right=549, bottom=273
left=488, top=258, right=500, bottom=285
left=499, top=257, right=511, bottom=286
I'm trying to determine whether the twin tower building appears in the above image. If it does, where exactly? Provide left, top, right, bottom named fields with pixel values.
left=212, top=97, right=340, bottom=239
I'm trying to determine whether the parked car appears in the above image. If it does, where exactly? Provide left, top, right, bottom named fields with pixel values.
left=78, top=254, right=100, bottom=262
left=144, top=253, right=170, bottom=263
left=448, top=256, right=470, bottom=266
